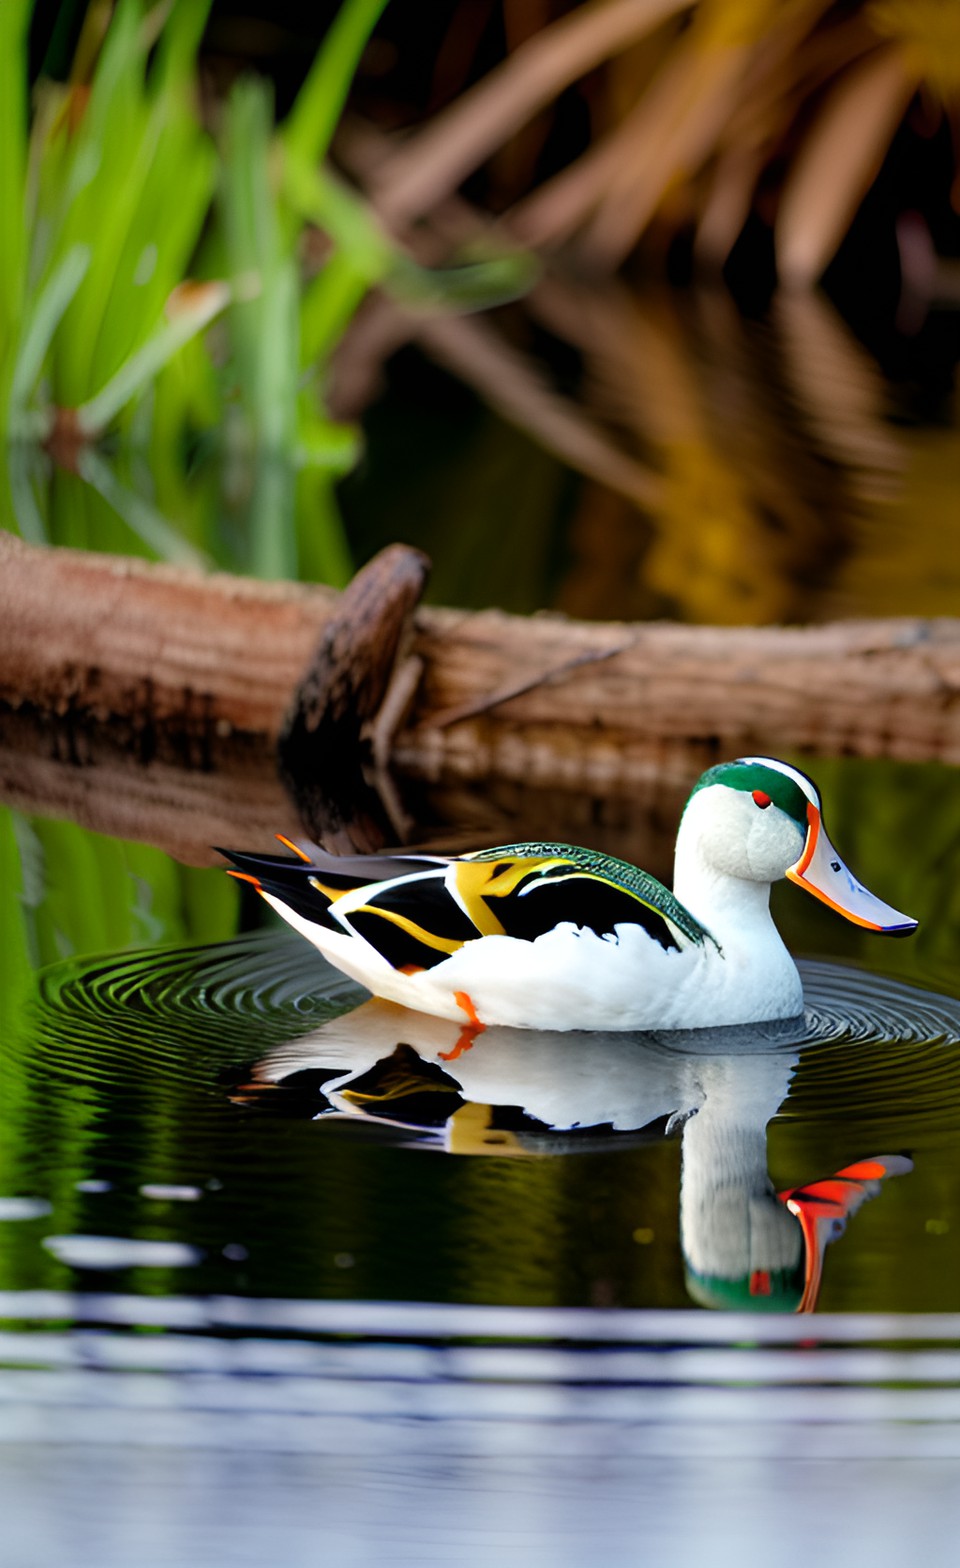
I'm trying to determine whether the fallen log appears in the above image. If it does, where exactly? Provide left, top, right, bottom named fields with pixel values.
left=2, top=531, right=958, bottom=863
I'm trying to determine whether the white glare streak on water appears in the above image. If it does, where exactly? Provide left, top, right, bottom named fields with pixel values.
left=0, top=1199, right=52, bottom=1221
left=1, top=1302, right=960, bottom=1568
left=40, top=1237, right=204, bottom=1270
left=138, top=1185, right=203, bottom=1203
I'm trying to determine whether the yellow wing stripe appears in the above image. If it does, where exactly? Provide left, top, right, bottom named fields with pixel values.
left=452, top=857, right=569, bottom=936
left=352, top=904, right=465, bottom=957
left=309, top=876, right=365, bottom=903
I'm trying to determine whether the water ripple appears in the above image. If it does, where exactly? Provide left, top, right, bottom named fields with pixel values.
left=799, top=959, right=960, bottom=1047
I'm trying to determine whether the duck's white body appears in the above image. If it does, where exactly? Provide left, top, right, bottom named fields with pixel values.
left=222, top=756, right=916, bottom=1033
left=260, top=885, right=801, bottom=1032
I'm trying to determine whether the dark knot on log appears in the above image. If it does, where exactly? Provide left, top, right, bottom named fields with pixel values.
left=277, top=544, right=431, bottom=852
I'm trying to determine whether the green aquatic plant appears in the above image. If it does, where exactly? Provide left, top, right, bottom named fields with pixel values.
left=2, top=0, right=224, bottom=445
left=0, top=0, right=535, bottom=579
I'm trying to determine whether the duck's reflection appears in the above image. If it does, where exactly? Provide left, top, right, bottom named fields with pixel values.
left=232, top=999, right=910, bottom=1313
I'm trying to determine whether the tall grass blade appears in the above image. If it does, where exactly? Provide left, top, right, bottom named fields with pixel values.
left=291, top=162, right=537, bottom=365
left=300, top=252, right=371, bottom=368
left=0, top=1, right=31, bottom=372
left=4, top=448, right=49, bottom=545
left=75, top=280, right=231, bottom=437
left=78, top=448, right=211, bottom=567
left=152, top=0, right=214, bottom=94
left=52, top=0, right=146, bottom=400
left=283, top=0, right=389, bottom=170
left=8, top=245, right=90, bottom=419
left=296, top=467, right=353, bottom=587
left=371, top=0, right=690, bottom=226
left=221, top=79, right=298, bottom=450
left=248, top=456, right=298, bottom=579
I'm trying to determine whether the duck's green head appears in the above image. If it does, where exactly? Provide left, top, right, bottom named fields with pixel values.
left=685, top=756, right=918, bottom=935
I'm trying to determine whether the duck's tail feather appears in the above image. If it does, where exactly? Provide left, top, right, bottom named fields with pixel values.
left=215, top=845, right=449, bottom=932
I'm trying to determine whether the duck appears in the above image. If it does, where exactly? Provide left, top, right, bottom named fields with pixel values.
left=219, top=756, right=917, bottom=1033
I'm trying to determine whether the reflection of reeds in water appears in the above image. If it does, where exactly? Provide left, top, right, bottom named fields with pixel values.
left=538, top=278, right=864, bottom=625
left=342, top=269, right=905, bottom=626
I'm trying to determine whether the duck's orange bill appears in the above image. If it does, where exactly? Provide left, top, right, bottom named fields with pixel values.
left=785, top=803, right=917, bottom=935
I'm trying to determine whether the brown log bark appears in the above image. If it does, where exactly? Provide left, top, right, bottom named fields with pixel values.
left=403, top=607, right=960, bottom=786
left=2, top=531, right=959, bottom=863
left=277, top=543, right=430, bottom=851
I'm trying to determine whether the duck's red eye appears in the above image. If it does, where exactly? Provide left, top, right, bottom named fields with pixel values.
left=752, top=790, right=772, bottom=809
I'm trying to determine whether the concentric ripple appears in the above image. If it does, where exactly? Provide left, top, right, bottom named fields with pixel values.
left=799, top=959, right=960, bottom=1048
left=786, top=959, right=960, bottom=1134
left=26, top=932, right=362, bottom=1092
left=39, top=931, right=360, bottom=1039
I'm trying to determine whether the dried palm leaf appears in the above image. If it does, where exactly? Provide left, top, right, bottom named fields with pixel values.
left=371, top=0, right=692, bottom=228
left=590, top=84, right=745, bottom=267
left=775, top=43, right=918, bottom=286
left=575, top=8, right=766, bottom=270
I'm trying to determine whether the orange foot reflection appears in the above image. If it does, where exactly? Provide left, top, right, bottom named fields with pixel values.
left=439, top=991, right=486, bottom=1061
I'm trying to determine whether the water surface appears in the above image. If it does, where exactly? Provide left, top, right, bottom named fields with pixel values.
left=3, top=932, right=958, bottom=1315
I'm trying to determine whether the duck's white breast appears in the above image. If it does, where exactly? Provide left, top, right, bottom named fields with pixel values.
left=415, top=921, right=795, bottom=1031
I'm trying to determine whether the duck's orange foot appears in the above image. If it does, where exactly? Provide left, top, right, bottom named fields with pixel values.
left=439, top=991, right=486, bottom=1062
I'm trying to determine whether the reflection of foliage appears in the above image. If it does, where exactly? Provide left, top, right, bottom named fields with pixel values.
left=0, top=928, right=681, bottom=1308
left=0, top=800, right=241, bottom=1279
left=3, top=924, right=958, bottom=1311
left=1, top=805, right=239, bottom=974
left=343, top=280, right=917, bottom=624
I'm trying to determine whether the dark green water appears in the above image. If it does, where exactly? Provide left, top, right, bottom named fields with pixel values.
left=3, top=921, right=959, bottom=1316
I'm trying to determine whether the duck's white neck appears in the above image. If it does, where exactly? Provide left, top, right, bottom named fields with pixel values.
left=673, top=843, right=777, bottom=949
left=668, top=786, right=807, bottom=1023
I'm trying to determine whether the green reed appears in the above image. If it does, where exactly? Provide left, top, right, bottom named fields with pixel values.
left=0, top=0, right=533, bottom=582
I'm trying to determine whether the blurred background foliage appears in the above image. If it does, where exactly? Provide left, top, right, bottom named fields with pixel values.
left=0, top=0, right=534, bottom=581
left=0, top=0, right=955, bottom=611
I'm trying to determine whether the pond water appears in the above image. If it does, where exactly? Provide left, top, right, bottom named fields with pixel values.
left=3, top=911, right=960, bottom=1564
left=4, top=930, right=960, bottom=1313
